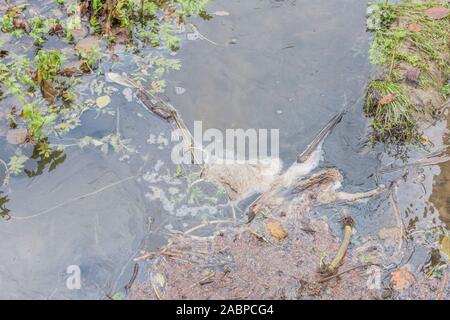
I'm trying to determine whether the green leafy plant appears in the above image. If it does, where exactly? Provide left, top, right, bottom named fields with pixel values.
left=22, top=102, right=57, bottom=140
left=8, top=151, right=28, bottom=175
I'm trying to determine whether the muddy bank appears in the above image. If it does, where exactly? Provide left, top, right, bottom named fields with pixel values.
left=0, top=0, right=448, bottom=300
left=129, top=204, right=445, bottom=300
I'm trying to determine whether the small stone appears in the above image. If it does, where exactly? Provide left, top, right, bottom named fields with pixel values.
left=229, top=38, right=238, bottom=45
left=276, top=110, right=283, bottom=115
left=405, top=67, right=420, bottom=86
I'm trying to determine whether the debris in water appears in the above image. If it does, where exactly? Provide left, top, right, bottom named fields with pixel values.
left=122, top=88, right=133, bottom=102
left=137, top=90, right=175, bottom=120
left=202, top=158, right=282, bottom=200
left=321, top=215, right=354, bottom=274
left=213, top=11, right=230, bottom=16
left=106, top=72, right=137, bottom=88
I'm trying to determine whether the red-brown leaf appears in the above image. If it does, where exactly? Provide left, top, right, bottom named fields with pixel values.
left=425, top=7, right=449, bottom=20
left=379, top=94, right=397, bottom=105
left=407, top=23, right=421, bottom=32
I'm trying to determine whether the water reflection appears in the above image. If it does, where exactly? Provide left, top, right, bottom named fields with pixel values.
left=430, top=117, right=450, bottom=229
left=24, top=139, right=67, bottom=178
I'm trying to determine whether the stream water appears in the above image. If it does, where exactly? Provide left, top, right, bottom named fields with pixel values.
left=0, top=0, right=448, bottom=299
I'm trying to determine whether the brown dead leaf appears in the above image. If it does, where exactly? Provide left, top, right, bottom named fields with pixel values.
left=407, top=23, right=421, bottom=32
left=13, top=15, right=30, bottom=32
left=265, top=221, right=288, bottom=240
left=50, top=23, right=64, bottom=35
left=391, top=265, right=415, bottom=291
left=42, top=79, right=58, bottom=104
left=379, top=94, right=397, bottom=105
left=59, top=66, right=78, bottom=77
left=6, top=128, right=28, bottom=145
left=425, top=7, right=449, bottom=20
left=59, top=61, right=84, bottom=77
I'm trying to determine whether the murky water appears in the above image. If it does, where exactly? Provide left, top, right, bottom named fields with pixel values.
left=0, top=0, right=448, bottom=299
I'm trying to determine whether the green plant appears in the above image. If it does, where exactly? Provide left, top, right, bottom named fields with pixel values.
left=22, top=102, right=57, bottom=140
left=176, top=0, right=211, bottom=20
left=442, top=83, right=450, bottom=97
